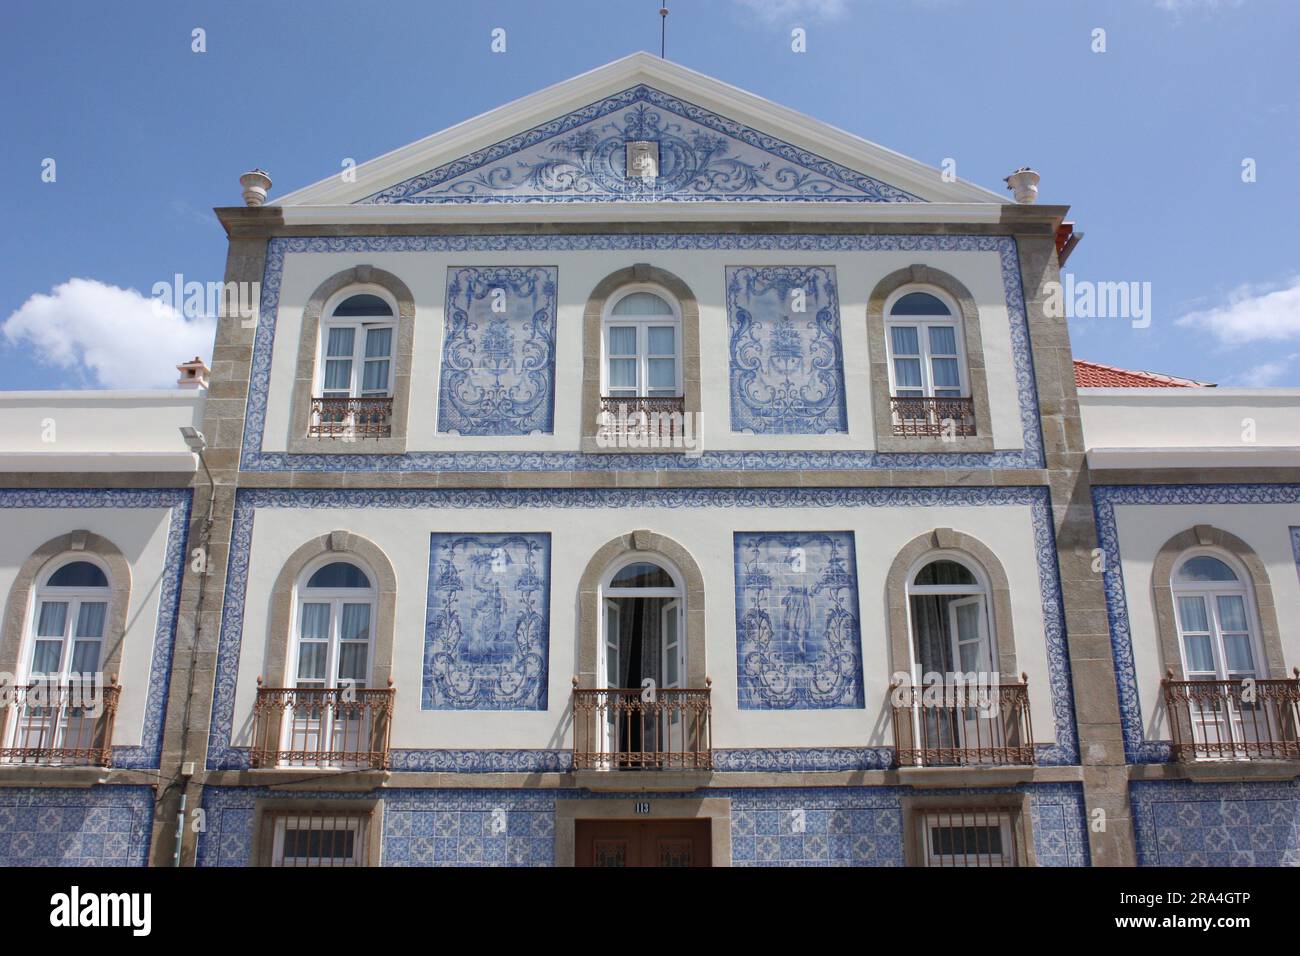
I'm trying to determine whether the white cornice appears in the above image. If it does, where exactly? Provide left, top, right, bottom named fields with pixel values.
left=0, top=452, right=198, bottom=473
left=273, top=53, right=1007, bottom=208
left=1087, top=447, right=1300, bottom=469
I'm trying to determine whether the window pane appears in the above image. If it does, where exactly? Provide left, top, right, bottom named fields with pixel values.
left=31, top=640, right=62, bottom=674
left=70, top=640, right=100, bottom=674
left=1182, top=633, right=1215, bottom=674
left=1176, top=556, right=1238, bottom=582
left=611, top=292, right=672, bottom=315
left=647, top=326, right=675, bottom=355
left=610, top=562, right=674, bottom=589
left=323, top=359, right=352, bottom=391
left=890, top=326, right=920, bottom=356
left=306, top=563, right=371, bottom=589
left=36, top=601, right=68, bottom=637
left=1223, top=633, right=1255, bottom=674
left=338, top=643, right=369, bottom=683
left=325, top=327, right=355, bottom=358
left=894, top=358, right=923, bottom=389
left=362, top=359, right=390, bottom=393
left=299, top=603, right=331, bottom=641
left=1215, top=594, right=1248, bottom=633
left=928, top=325, right=958, bottom=355
left=339, top=604, right=371, bottom=642
left=296, top=642, right=327, bottom=683
left=914, top=560, right=977, bottom=586
left=1177, top=595, right=1209, bottom=632
left=333, top=294, right=392, bottom=317
left=932, top=357, right=961, bottom=389
left=648, top=358, right=675, bottom=389
left=608, top=358, right=637, bottom=389
left=891, top=292, right=951, bottom=316
left=76, top=602, right=107, bottom=638
left=47, top=562, right=108, bottom=588
left=364, top=326, right=392, bottom=359
left=607, top=326, right=637, bottom=355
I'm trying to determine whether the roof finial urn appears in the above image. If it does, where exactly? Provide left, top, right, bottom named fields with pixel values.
left=239, top=168, right=272, bottom=207
left=1004, top=167, right=1040, bottom=204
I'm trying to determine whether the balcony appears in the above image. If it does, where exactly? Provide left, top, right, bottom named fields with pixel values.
left=0, top=680, right=120, bottom=767
left=891, top=676, right=1034, bottom=767
left=572, top=681, right=712, bottom=771
left=308, top=396, right=392, bottom=439
left=890, top=396, right=976, bottom=438
left=1162, top=671, right=1300, bottom=762
left=598, top=395, right=687, bottom=445
left=250, top=682, right=394, bottom=770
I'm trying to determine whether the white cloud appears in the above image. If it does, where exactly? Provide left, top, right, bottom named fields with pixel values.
left=1153, top=0, right=1243, bottom=9
left=1226, top=353, right=1300, bottom=387
left=731, top=0, right=849, bottom=25
left=2, top=278, right=216, bottom=389
left=1175, top=275, right=1300, bottom=345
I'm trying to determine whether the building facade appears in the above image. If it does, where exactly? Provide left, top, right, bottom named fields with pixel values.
left=2, top=55, right=1298, bottom=868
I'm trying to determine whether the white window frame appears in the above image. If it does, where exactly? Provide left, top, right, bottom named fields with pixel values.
left=271, top=813, right=367, bottom=867
left=600, top=285, right=683, bottom=400
left=290, top=558, right=378, bottom=691
left=599, top=552, right=685, bottom=691
left=919, top=809, right=1017, bottom=867
left=884, top=286, right=969, bottom=400
left=904, top=552, right=996, bottom=682
left=314, top=287, right=398, bottom=402
left=1171, top=549, right=1264, bottom=683
left=23, top=556, right=111, bottom=683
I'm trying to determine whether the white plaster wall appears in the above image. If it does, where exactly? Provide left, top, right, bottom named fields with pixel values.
left=1113, top=502, right=1300, bottom=740
left=229, top=502, right=1055, bottom=752
left=0, top=391, right=204, bottom=454
left=0, top=506, right=178, bottom=748
left=259, top=247, right=1023, bottom=454
left=1080, top=389, right=1300, bottom=450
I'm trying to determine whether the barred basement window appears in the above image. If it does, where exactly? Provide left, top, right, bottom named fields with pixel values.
left=917, top=807, right=1018, bottom=867
left=262, top=809, right=374, bottom=868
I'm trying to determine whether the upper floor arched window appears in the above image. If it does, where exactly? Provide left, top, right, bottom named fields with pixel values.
left=28, top=558, right=110, bottom=680
left=317, top=291, right=396, bottom=404
left=884, top=289, right=968, bottom=400
left=906, top=554, right=993, bottom=678
left=1171, top=551, right=1261, bottom=682
left=293, top=559, right=376, bottom=690
left=601, top=287, right=682, bottom=400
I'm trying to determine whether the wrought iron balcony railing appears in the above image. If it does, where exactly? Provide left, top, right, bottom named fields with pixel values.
left=308, top=396, right=393, bottom=439
left=598, top=395, right=687, bottom=442
left=890, top=396, right=976, bottom=438
left=250, top=681, right=394, bottom=770
left=1162, top=670, right=1300, bottom=761
left=0, top=680, right=120, bottom=767
left=891, top=676, right=1034, bottom=767
left=572, top=680, right=712, bottom=771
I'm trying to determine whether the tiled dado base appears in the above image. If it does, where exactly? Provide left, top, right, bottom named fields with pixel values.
left=197, top=783, right=1089, bottom=867
left=0, top=786, right=155, bottom=867
left=1131, top=779, right=1300, bottom=867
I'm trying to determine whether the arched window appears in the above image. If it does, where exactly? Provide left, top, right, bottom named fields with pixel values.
left=27, top=559, right=109, bottom=680
left=312, top=290, right=397, bottom=438
left=601, top=287, right=682, bottom=401
left=885, top=289, right=968, bottom=400
left=601, top=555, right=683, bottom=691
left=906, top=555, right=994, bottom=678
left=293, top=559, right=376, bottom=690
left=1171, top=552, right=1261, bottom=682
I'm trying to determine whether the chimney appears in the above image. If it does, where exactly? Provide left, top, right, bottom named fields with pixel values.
left=1004, top=167, right=1040, bottom=204
left=239, top=168, right=272, bottom=207
left=177, top=356, right=210, bottom=390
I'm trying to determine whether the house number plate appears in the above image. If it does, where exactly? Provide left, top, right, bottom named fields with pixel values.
left=634, top=802, right=651, bottom=814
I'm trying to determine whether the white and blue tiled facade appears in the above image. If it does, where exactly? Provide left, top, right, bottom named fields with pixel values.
left=0, top=786, right=155, bottom=867
left=195, top=783, right=1088, bottom=867
left=1131, top=780, right=1300, bottom=867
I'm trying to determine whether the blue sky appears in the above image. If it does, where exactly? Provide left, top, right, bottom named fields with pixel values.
left=1, top=0, right=1297, bottom=389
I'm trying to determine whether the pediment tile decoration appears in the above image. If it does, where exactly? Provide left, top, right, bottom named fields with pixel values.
left=362, top=86, right=922, bottom=204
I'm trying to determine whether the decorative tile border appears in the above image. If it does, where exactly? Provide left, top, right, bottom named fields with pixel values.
left=362, top=85, right=921, bottom=205
left=0, top=489, right=191, bottom=770
left=206, top=484, right=1076, bottom=769
left=197, top=782, right=1088, bottom=867
left=1291, top=527, right=1300, bottom=584
left=1092, top=484, right=1300, bottom=763
left=1131, top=779, right=1300, bottom=867
left=239, top=234, right=1044, bottom=472
left=0, top=785, right=155, bottom=867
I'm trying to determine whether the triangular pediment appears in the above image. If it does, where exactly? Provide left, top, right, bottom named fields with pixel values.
left=274, top=54, right=1004, bottom=207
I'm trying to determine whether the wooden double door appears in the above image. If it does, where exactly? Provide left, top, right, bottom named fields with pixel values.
left=576, top=819, right=711, bottom=868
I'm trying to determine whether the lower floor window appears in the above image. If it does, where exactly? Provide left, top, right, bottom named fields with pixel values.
left=262, top=809, right=373, bottom=867
left=916, top=807, right=1019, bottom=867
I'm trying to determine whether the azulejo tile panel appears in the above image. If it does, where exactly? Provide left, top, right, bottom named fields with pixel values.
left=437, top=267, right=557, bottom=436
left=727, top=266, right=848, bottom=435
left=734, top=531, right=864, bottom=709
left=423, top=533, right=551, bottom=710
left=241, top=234, right=1043, bottom=472
left=1131, top=779, right=1300, bottom=867
left=1291, top=526, right=1300, bottom=582
left=361, top=85, right=920, bottom=205
left=1092, top=484, right=1300, bottom=763
left=206, top=485, right=1075, bottom=769
left=0, top=786, right=154, bottom=867
left=0, top=489, right=191, bottom=770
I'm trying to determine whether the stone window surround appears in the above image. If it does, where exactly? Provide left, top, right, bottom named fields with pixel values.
left=250, top=797, right=384, bottom=867
left=0, top=531, right=131, bottom=682
left=575, top=530, right=707, bottom=689
left=554, top=797, right=731, bottom=867
left=885, top=528, right=1019, bottom=683
left=580, top=264, right=701, bottom=454
left=867, top=264, right=994, bottom=453
left=287, top=265, right=415, bottom=455
left=1151, top=525, right=1287, bottom=681
left=263, top=531, right=397, bottom=689
left=900, top=792, right=1036, bottom=867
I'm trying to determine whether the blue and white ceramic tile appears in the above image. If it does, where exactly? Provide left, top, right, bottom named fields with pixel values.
left=0, top=786, right=154, bottom=867
left=362, top=86, right=920, bottom=205
left=734, top=531, right=864, bottom=709
left=1131, top=779, right=1300, bottom=866
left=423, top=532, right=551, bottom=710
left=0, top=489, right=191, bottom=770
left=727, top=266, right=848, bottom=435
left=1092, top=484, right=1300, bottom=763
left=239, top=234, right=1044, bottom=472
left=437, top=267, right=557, bottom=436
